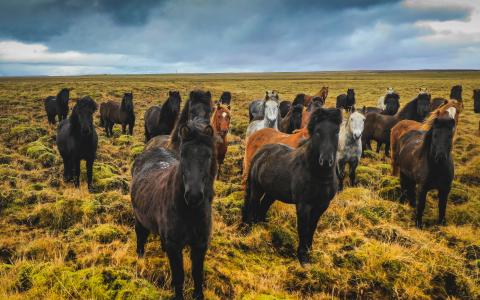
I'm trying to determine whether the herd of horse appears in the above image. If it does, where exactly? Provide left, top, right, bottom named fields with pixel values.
left=41, top=85, right=480, bottom=299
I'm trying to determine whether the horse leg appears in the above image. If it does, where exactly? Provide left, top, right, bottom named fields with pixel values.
left=349, top=158, right=359, bottom=186
left=190, top=244, right=207, bottom=300
left=86, top=158, right=94, bottom=192
left=62, top=156, right=70, bottom=182
left=129, top=122, right=134, bottom=135
left=258, top=194, right=275, bottom=222
left=438, top=187, right=450, bottom=226
left=166, top=246, right=185, bottom=300
left=135, top=218, right=149, bottom=257
left=73, top=158, right=81, bottom=188
left=296, top=201, right=313, bottom=265
left=337, top=159, right=346, bottom=191
left=385, top=140, right=390, bottom=157
left=415, top=187, right=428, bottom=228
left=121, top=123, right=126, bottom=135
left=400, top=173, right=415, bottom=205
left=108, top=122, right=114, bottom=137
left=306, top=202, right=330, bottom=251
left=242, top=177, right=263, bottom=224
left=376, top=142, right=382, bottom=153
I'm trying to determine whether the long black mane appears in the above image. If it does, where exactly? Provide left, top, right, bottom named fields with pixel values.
left=397, top=92, right=430, bottom=120
left=219, top=91, right=232, bottom=105
left=120, top=92, right=134, bottom=113
left=57, top=88, right=70, bottom=105
left=292, top=94, right=306, bottom=106
left=169, top=90, right=212, bottom=151
left=70, top=96, right=97, bottom=135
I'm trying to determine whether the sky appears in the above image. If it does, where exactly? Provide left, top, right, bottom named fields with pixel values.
left=0, top=0, right=479, bottom=76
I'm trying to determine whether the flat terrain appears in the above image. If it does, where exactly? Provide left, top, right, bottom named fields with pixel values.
left=0, top=71, right=479, bottom=299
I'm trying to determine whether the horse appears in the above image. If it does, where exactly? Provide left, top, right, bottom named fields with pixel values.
left=337, top=111, right=365, bottom=191
left=44, top=88, right=72, bottom=124
left=248, top=90, right=279, bottom=122
left=242, top=126, right=309, bottom=185
left=245, top=99, right=279, bottom=137
left=211, top=103, right=231, bottom=178
left=168, top=90, right=213, bottom=154
left=144, top=91, right=181, bottom=142
left=99, top=92, right=135, bottom=137
left=362, top=90, right=431, bottom=156
left=243, top=108, right=342, bottom=265
left=279, top=100, right=292, bottom=118
left=393, top=115, right=455, bottom=228
left=131, top=121, right=216, bottom=300
left=56, top=96, right=98, bottom=192
left=390, top=100, right=461, bottom=176
left=279, top=103, right=303, bottom=134
left=363, top=91, right=401, bottom=116
left=336, top=89, right=356, bottom=111
left=304, top=87, right=328, bottom=107
left=474, top=89, right=480, bottom=113
left=301, top=99, right=325, bottom=128
left=218, top=91, right=232, bottom=105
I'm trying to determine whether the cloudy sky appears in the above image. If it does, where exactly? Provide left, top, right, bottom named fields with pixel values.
left=0, top=0, right=479, bottom=76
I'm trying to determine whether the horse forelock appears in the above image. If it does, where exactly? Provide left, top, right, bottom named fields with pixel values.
left=307, top=108, right=342, bottom=134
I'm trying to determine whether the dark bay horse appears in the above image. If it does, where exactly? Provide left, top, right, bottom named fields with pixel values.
left=56, top=96, right=98, bottom=191
left=362, top=91, right=431, bottom=156
left=336, top=89, right=355, bottom=111
left=279, top=100, right=292, bottom=118
left=99, top=92, right=135, bottom=137
left=44, top=88, right=72, bottom=124
left=211, top=103, right=231, bottom=178
left=279, top=103, right=303, bottom=133
left=393, top=115, right=455, bottom=227
left=243, top=108, right=342, bottom=265
left=363, top=91, right=400, bottom=116
left=144, top=91, right=181, bottom=142
left=218, top=91, right=232, bottom=105
left=131, top=121, right=217, bottom=300
left=168, top=90, right=213, bottom=154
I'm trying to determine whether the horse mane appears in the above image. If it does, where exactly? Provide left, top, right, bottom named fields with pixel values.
left=396, top=92, right=429, bottom=118
left=57, top=88, right=70, bottom=104
left=220, top=91, right=231, bottom=103
left=161, top=91, right=181, bottom=115
left=70, top=96, right=97, bottom=132
left=120, top=92, right=134, bottom=112
left=419, top=100, right=459, bottom=131
left=169, top=90, right=212, bottom=149
left=420, top=117, right=455, bottom=156
left=292, top=94, right=306, bottom=106
left=180, top=120, right=217, bottom=176
left=307, top=108, right=342, bottom=135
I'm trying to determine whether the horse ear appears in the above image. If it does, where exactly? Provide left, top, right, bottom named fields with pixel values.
left=217, top=102, right=221, bottom=109
left=227, top=105, right=231, bottom=110
left=179, top=125, right=191, bottom=140
left=203, top=125, right=214, bottom=137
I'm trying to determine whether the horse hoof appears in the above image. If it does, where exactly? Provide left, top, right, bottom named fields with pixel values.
left=298, top=253, right=311, bottom=266
left=193, top=290, right=204, bottom=300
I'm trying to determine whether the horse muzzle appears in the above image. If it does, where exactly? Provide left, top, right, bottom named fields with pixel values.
left=184, top=189, right=205, bottom=206
left=319, top=154, right=335, bottom=167
left=434, top=153, right=448, bottom=163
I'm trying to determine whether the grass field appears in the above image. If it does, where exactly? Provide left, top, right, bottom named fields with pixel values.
left=0, top=71, right=479, bottom=299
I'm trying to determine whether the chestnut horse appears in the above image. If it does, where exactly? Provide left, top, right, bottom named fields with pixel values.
left=211, top=103, right=231, bottom=178
left=390, top=100, right=461, bottom=176
left=392, top=114, right=455, bottom=227
left=243, top=126, right=309, bottom=185
left=304, top=87, right=328, bottom=107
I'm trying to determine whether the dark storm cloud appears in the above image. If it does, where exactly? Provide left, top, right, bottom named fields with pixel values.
left=0, top=0, right=477, bottom=75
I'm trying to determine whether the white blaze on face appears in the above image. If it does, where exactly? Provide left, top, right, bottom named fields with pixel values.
left=446, top=107, right=456, bottom=119
left=222, top=112, right=227, bottom=118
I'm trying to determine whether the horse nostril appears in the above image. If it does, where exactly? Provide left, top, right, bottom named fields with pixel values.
left=328, top=158, right=334, bottom=167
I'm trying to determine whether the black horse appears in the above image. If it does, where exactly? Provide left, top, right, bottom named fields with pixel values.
left=363, top=92, right=401, bottom=115
left=279, top=101, right=292, bottom=118
left=474, top=89, right=480, bottom=113
left=99, top=92, right=135, bottom=137
left=144, top=91, right=182, bottom=142
left=218, top=91, right=232, bottom=105
left=243, top=108, right=342, bottom=265
left=168, top=90, right=213, bottom=153
left=362, top=92, right=431, bottom=156
left=44, top=88, right=71, bottom=124
left=336, top=89, right=355, bottom=111
left=56, top=96, right=98, bottom=191
left=395, top=116, right=455, bottom=227
left=450, top=85, right=462, bottom=101
left=131, top=120, right=217, bottom=300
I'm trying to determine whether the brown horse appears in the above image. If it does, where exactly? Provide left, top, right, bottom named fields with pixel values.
left=279, top=103, right=303, bottom=133
left=362, top=91, right=431, bottom=156
left=304, top=87, right=328, bottom=107
left=392, top=114, right=455, bottom=227
left=390, top=100, right=461, bottom=176
left=99, top=92, right=135, bottom=137
left=243, top=126, right=309, bottom=184
left=211, top=103, right=231, bottom=178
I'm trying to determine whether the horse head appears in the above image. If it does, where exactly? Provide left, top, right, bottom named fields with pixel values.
left=71, top=96, right=97, bottom=136
left=427, top=116, right=455, bottom=163
left=121, top=92, right=134, bottom=112
left=264, top=100, right=279, bottom=125
left=384, top=92, right=400, bottom=115
left=213, top=103, right=231, bottom=137
left=347, top=111, right=365, bottom=141
left=168, top=91, right=182, bottom=114
left=188, top=90, right=213, bottom=124
left=307, top=108, right=342, bottom=168
left=416, top=90, right=431, bottom=119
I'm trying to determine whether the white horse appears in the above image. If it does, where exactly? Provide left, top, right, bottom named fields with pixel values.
left=248, top=90, right=279, bottom=122
left=377, top=87, right=395, bottom=110
left=337, top=111, right=365, bottom=190
left=246, top=99, right=279, bottom=137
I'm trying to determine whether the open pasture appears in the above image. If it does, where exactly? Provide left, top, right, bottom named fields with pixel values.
left=0, top=71, right=479, bottom=299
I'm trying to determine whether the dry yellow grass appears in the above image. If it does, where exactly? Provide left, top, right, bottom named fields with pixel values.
left=0, top=71, right=479, bottom=299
